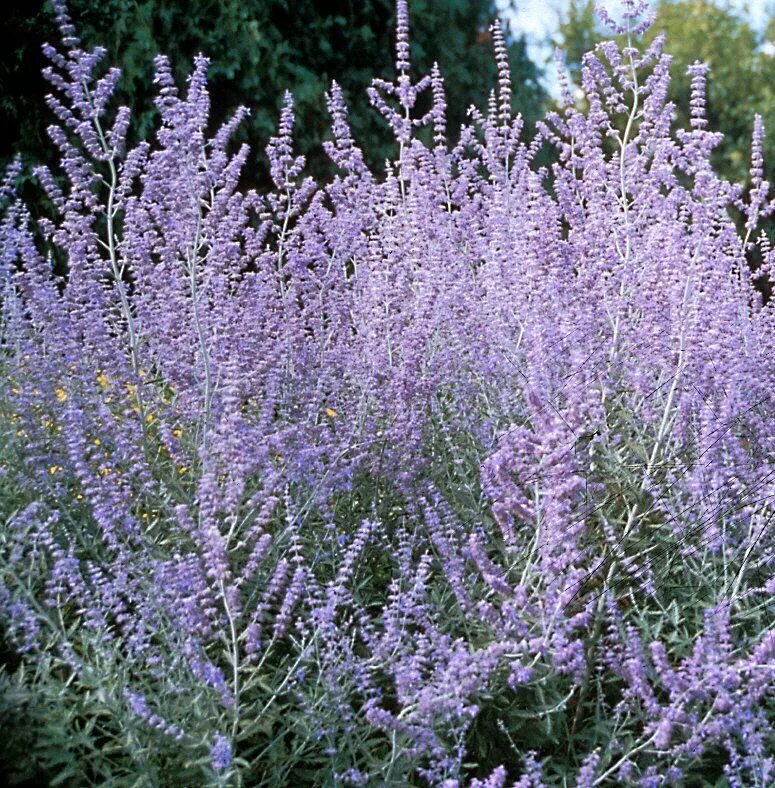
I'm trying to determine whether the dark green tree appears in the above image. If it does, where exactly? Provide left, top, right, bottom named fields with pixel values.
left=1, top=0, right=547, bottom=186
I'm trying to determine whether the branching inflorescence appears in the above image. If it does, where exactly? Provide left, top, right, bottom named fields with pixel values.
left=0, top=0, right=773, bottom=785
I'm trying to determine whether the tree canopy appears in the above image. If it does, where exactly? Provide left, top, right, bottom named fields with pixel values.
left=1, top=0, right=547, bottom=186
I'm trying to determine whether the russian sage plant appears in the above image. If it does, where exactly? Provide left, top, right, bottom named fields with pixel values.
left=0, top=0, right=773, bottom=785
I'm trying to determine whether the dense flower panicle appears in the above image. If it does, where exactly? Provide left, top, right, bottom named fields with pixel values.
left=0, top=1, right=773, bottom=785
left=395, top=0, right=411, bottom=74
left=210, top=732, right=232, bottom=771
left=489, top=21, right=512, bottom=126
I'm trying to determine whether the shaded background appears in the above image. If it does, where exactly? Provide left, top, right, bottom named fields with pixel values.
left=3, top=1, right=775, bottom=185
left=0, top=0, right=546, bottom=189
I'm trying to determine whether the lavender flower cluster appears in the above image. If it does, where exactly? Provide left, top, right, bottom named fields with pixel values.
left=0, top=1, right=773, bottom=785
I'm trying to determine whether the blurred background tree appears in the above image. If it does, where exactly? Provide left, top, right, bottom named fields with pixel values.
left=0, top=0, right=546, bottom=187
left=554, top=0, right=775, bottom=185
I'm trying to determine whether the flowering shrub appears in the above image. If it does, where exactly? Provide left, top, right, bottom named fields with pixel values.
left=1, top=0, right=773, bottom=785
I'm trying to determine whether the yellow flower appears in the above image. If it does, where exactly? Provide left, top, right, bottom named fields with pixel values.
left=55, top=388, right=67, bottom=402
left=145, top=413, right=155, bottom=425
left=96, top=371, right=109, bottom=388
left=178, top=466, right=188, bottom=475
left=93, top=438, right=101, bottom=446
left=75, top=493, right=84, bottom=500
left=325, top=407, right=337, bottom=418
left=49, top=465, right=62, bottom=475
left=172, top=427, right=182, bottom=438
left=100, top=467, right=112, bottom=476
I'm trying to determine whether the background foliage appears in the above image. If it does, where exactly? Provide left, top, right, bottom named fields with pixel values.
left=1, top=0, right=546, bottom=185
